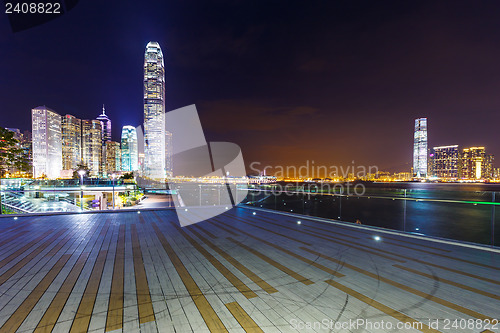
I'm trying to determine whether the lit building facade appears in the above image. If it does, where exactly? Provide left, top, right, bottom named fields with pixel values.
left=31, top=106, right=62, bottom=179
left=143, top=41, right=166, bottom=179
left=431, top=145, right=459, bottom=179
left=96, top=105, right=112, bottom=143
left=413, top=117, right=428, bottom=178
left=62, top=114, right=82, bottom=171
left=105, top=141, right=121, bottom=174
left=121, top=125, right=138, bottom=172
left=460, top=147, right=494, bottom=180
left=82, top=120, right=102, bottom=177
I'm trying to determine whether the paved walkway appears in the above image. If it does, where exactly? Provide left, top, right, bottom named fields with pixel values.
left=0, top=208, right=498, bottom=332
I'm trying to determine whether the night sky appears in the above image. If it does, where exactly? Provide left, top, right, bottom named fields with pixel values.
left=2, top=1, right=500, bottom=175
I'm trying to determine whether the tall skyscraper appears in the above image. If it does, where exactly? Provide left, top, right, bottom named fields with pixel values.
left=431, top=145, right=459, bottom=179
left=121, top=126, right=139, bottom=172
left=82, top=120, right=102, bottom=177
left=105, top=141, right=121, bottom=174
left=413, top=117, right=428, bottom=178
left=31, top=106, right=62, bottom=178
left=96, top=105, right=111, bottom=143
left=62, top=114, right=82, bottom=171
left=143, top=41, right=166, bottom=179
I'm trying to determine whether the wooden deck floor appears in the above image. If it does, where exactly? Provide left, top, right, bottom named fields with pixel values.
left=0, top=207, right=499, bottom=332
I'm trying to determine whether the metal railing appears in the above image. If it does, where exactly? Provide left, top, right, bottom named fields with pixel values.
left=237, top=185, right=500, bottom=248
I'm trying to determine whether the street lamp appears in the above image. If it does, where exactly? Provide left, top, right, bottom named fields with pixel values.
left=111, top=173, right=117, bottom=210
left=78, top=169, right=86, bottom=211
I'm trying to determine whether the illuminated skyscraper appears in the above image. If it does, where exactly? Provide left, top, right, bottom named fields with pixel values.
left=96, top=105, right=111, bottom=143
left=121, top=126, right=138, bottom=172
left=460, top=147, right=494, bottom=180
left=82, top=120, right=102, bottom=177
left=143, top=41, right=166, bottom=179
left=105, top=141, right=121, bottom=174
left=431, top=145, right=459, bottom=179
left=62, top=114, right=82, bottom=171
left=31, top=106, right=62, bottom=178
left=413, top=118, right=428, bottom=178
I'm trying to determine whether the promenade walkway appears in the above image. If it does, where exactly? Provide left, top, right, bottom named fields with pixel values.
left=0, top=207, right=498, bottom=332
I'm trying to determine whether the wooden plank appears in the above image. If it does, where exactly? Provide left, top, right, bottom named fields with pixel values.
left=0, top=230, right=69, bottom=286
left=194, top=224, right=217, bottom=239
left=130, top=224, right=155, bottom=324
left=304, top=247, right=498, bottom=321
left=227, top=237, right=314, bottom=285
left=105, top=224, right=126, bottom=332
left=0, top=254, right=72, bottom=333
left=325, top=280, right=440, bottom=333
left=393, top=264, right=500, bottom=301
left=217, top=220, right=344, bottom=278
left=233, top=218, right=312, bottom=246
left=33, top=252, right=90, bottom=333
left=0, top=230, right=55, bottom=268
left=170, top=222, right=257, bottom=299
left=69, top=249, right=108, bottom=333
left=225, top=302, right=264, bottom=333
left=151, top=222, right=228, bottom=333
left=188, top=227, right=278, bottom=294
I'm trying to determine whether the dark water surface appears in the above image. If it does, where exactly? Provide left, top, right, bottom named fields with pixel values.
left=244, top=182, right=500, bottom=247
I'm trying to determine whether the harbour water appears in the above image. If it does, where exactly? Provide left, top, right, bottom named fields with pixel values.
left=243, top=182, right=500, bottom=247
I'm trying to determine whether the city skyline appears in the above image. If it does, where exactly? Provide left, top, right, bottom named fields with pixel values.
left=3, top=1, right=500, bottom=172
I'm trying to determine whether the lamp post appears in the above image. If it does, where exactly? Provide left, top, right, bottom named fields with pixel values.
left=78, top=169, right=86, bottom=211
left=111, top=173, right=117, bottom=210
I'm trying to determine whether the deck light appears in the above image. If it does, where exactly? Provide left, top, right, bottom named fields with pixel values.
left=13, top=217, right=18, bottom=220
left=137, top=211, right=141, bottom=214
left=415, top=228, right=420, bottom=231
left=297, top=221, right=301, bottom=225
left=252, top=212, right=256, bottom=215
left=373, top=236, right=381, bottom=241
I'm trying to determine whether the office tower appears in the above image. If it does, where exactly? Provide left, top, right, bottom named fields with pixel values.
left=96, top=105, right=111, bottom=143
left=143, top=41, right=166, bottom=179
left=431, top=145, right=459, bottom=179
left=165, top=130, right=173, bottom=177
left=460, top=147, right=494, bottom=180
left=96, top=105, right=112, bottom=176
left=413, top=118, right=428, bottom=178
left=121, top=125, right=138, bottom=172
left=31, top=106, right=62, bottom=178
left=62, top=114, right=82, bottom=171
left=105, top=141, right=121, bottom=174
left=82, top=120, right=102, bottom=177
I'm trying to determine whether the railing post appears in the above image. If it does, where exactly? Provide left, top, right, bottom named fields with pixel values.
left=338, top=195, right=342, bottom=220
left=491, top=192, right=496, bottom=247
left=403, top=189, right=407, bottom=232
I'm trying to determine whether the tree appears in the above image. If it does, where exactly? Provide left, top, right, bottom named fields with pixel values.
left=121, top=172, right=134, bottom=180
left=72, top=163, right=91, bottom=179
left=0, top=127, right=28, bottom=177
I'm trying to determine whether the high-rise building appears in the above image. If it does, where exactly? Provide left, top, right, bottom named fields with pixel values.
left=143, top=41, right=166, bottom=179
left=460, top=147, right=494, bottom=180
left=431, top=145, right=459, bottom=179
left=82, top=120, right=102, bottom=177
left=96, top=105, right=112, bottom=176
left=62, top=114, right=82, bottom=171
left=121, top=126, right=138, bottom=172
left=31, top=106, right=62, bottom=178
left=165, top=130, right=173, bottom=177
left=105, top=141, right=121, bottom=174
left=96, top=105, right=111, bottom=143
left=413, top=118, right=428, bottom=178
